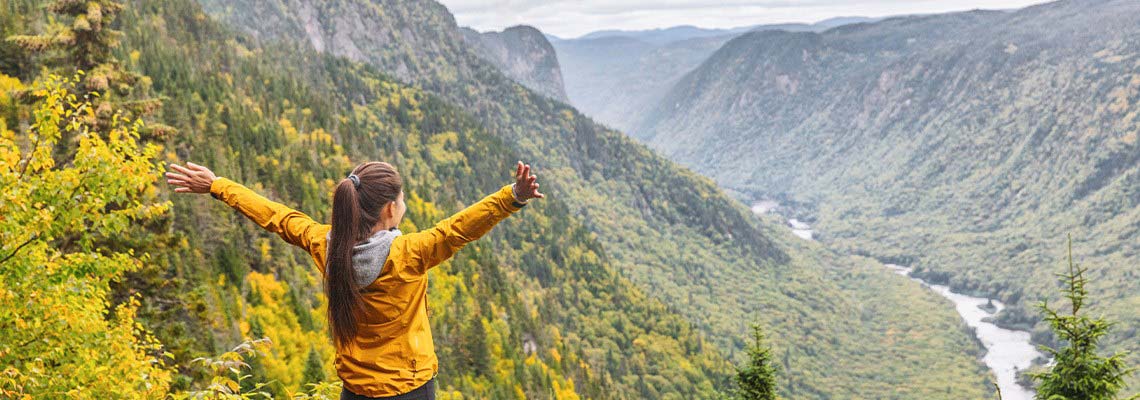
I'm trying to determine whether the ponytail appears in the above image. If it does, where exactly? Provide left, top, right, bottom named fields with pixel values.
left=328, top=178, right=364, bottom=346
left=325, top=162, right=402, bottom=347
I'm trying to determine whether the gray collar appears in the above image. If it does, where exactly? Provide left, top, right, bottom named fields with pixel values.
left=328, top=228, right=402, bottom=287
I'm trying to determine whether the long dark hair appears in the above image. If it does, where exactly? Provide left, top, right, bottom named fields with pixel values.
left=327, top=161, right=402, bottom=346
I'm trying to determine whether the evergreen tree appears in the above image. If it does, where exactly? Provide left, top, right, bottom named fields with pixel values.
left=6, top=0, right=170, bottom=138
left=735, top=324, right=780, bottom=400
left=302, top=346, right=326, bottom=387
left=1031, top=237, right=1135, bottom=400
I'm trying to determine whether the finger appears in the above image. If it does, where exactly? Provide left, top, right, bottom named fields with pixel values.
left=522, top=164, right=530, bottom=178
left=174, top=187, right=192, bottom=193
left=516, top=161, right=523, bottom=179
left=534, top=190, right=545, bottom=199
left=186, top=162, right=202, bottom=171
left=528, top=175, right=537, bottom=184
left=167, top=179, right=189, bottom=186
left=170, top=164, right=193, bottom=175
left=165, top=172, right=189, bottom=180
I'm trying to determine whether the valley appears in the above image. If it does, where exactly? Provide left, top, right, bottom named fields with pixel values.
left=549, top=0, right=1139, bottom=395
left=3, top=0, right=1135, bottom=397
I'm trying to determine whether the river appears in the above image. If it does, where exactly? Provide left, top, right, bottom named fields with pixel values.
left=751, top=201, right=1043, bottom=399
left=884, top=264, right=1042, bottom=400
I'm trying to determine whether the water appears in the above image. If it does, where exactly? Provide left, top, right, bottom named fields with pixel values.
left=748, top=200, right=1042, bottom=398
left=885, top=264, right=1042, bottom=400
left=750, top=201, right=814, bottom=241
left=787, top=218, right=813, bottom=241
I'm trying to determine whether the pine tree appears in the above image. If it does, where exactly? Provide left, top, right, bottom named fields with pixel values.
left=9, top=0, right=124, bottom=71
left=6, top=0, right=170, bottom=138
left=302, top=346, right=326, bottom=386
left=1030, top=236, right=1135, bottom=400
left=736, top=324, right=780, bottom=400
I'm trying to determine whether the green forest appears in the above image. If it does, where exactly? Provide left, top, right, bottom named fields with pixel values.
left=620, top=3, right=1140, bottom=393
left=1, top=0, right=1134, bottom=399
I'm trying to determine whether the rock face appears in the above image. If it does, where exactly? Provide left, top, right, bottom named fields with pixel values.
left=552, top=19, right=877, bottom=132
left=633, top=0, right=1140, bottom=381
left=460, top=25, right=568, bottom=102
left=195, top=0, right=469, bottom=85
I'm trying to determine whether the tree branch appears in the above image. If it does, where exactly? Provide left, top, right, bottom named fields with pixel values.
left=0, top=235, right=37, bottom=266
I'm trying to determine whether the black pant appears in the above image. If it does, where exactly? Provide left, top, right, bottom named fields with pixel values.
left=340, top=379, right=436, bottom=400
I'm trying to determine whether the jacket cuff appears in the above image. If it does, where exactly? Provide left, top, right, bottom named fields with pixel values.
left=503, top=184, right=526, bottom=212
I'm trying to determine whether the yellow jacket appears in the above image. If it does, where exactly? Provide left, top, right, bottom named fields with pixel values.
left=210, top=178, right=525, bottom=397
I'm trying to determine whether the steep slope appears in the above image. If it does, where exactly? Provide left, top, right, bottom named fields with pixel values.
left=637, top=0, right=1140, bottom=390
left=191, top=0, right=1000, bottom=398
left=554, top=35, right=731, bottom=132
left=553, top=19, right=879, bottom=132
left=459, top=25, right=568, bottom=102
left=0, top=0, right=735, bottom=397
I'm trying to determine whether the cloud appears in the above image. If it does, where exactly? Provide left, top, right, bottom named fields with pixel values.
left=436, top=0, right=1053, bottom=38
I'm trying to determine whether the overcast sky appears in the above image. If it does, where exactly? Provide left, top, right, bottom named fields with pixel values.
left=437, top=0, right=1055, bottom=38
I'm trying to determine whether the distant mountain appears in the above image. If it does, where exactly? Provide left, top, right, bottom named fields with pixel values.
left=814, top=16, right=881, bottom=29
left=635, top=0, right=1140, bottom=390
left=577, top=25, right=755, bottom=46
left=460, top=25, right=568, bottom=102
left=573, top=18, right=880, bottom=46
left=554, top=35, right=733, bottom=131
left=553, top=17, right=878, bottom=131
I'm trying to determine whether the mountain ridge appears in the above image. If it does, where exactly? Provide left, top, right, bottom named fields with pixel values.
left=634, top=1, right=1140, bottom=392
left=550, top=17, right=882, bottom=132
left=566, top=17, right=882, bottom=45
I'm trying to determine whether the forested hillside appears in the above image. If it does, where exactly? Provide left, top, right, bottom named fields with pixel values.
left=1, top=0, right=1016, bottom=397
left=634, top=0, right=1140, bottom=391
left=192, top=0, right=999, bottom=398
left=550, top=18, right=877, bottom=132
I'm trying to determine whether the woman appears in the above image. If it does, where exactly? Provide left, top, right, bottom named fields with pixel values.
left=166, top=160, right=544, bottom=400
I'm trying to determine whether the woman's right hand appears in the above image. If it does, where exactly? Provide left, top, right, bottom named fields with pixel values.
left=512, top=161, right=545, bottom=202
left=166, top=162, right=218, bottom=194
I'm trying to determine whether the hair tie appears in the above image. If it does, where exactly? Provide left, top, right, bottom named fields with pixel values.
left=347, top=174, right=360, bottom=188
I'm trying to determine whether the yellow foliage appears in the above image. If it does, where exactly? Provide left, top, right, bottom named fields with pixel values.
left=549, top=347, right=562, bottom=364
left=0, top=74, right=172, bottom=398
left=0, top=73, right=20, bottom=105
left=243, top=271, right=335, bottom=393
left=426, top=131, right=467, bottom=167
left=258, top=238, right=273, bottom=263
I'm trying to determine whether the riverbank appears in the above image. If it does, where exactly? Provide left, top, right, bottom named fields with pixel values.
left=885, top=265, right=1043, bottom=400
left=750, top=200, right=1043, bottom=399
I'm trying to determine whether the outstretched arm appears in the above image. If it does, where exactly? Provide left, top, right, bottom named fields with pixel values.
left=166, top=163, right=327, bottom=253
left=399, top=161, right=545, bottom=273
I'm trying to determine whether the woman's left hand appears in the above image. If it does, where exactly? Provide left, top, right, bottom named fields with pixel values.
left=513, top=161, right=545, bottom=202
left=166, top=162, right=218, bottom=194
